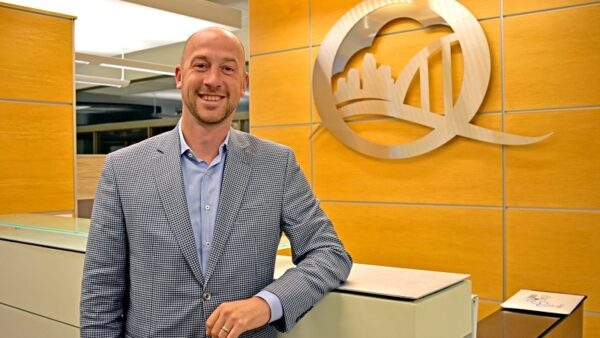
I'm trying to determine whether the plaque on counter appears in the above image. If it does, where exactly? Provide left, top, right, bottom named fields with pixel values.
left=501, top=289, right=586, bottom=315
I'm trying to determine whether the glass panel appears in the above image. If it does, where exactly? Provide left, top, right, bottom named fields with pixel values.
left=97, top=128, right=148, bottom=154
left=0, top=213, right=90, bottom=236
left=0, top=213, right=289, bottom=250
left=77, top=132, right=94, bottom=154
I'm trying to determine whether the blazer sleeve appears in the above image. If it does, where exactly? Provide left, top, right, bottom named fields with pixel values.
left=263, top=149, right=352, bottom=332
left=80, top=155, right=129, bottom=338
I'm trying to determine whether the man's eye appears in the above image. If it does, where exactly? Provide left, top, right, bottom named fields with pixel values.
left=194, top=63, right=208, bottom=70
left=223, top=66, right=235, bottom=74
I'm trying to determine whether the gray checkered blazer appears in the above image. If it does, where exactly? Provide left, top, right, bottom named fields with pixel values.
left=80, top=128, right=352, bottom=338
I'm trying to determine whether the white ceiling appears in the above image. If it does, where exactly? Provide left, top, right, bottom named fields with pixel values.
left=3, top=0, right=242, bottom=56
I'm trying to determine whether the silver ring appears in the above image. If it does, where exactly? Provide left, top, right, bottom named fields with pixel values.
left=221, top=326, right=230, bottom=334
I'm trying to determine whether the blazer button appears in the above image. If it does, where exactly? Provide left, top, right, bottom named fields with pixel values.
left=202, top=292, right=211, bottom=301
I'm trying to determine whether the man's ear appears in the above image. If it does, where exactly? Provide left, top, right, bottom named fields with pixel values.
left=175, top=65, right=183, bottom=89
left=242, top=72, right=249, bottom=92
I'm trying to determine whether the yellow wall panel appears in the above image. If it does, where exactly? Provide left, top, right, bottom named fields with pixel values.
left=250, top=125, right=312, bottom=183
left=504, top=5, right=600, bottom=110
left=323, top=203, right=503, bottom=299
left=314, top=114, right=503, bottom=205
left=504, top=0, right=595, bottom=16
left=310, top=46, right=320, bottom=124
left=310, top=0, right=363, bottom=46
left=0, top=6, right=73, bottom=103
left=76, top=155, right=106, bottom=200
left=250, top=0, right=600, bottom=326
left=584, top=314, right=600, bottom=338
left=311, top=0, right=501, bottom=46
left=249, top=0, right=309, bottom=55
left=478, top=300, right=500, bottom=320
left=250, top=48, right=311, bottom=126
left=506, top=210, right=600, bottom=311
left=0, top=102, right=74, bottom=214
left=506, top=109, right=600, bottom=209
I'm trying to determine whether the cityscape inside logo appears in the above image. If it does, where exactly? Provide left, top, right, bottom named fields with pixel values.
left=313, top=0, right=552, bottom=159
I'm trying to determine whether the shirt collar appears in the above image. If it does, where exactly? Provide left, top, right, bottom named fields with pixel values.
left=178, top=122, right=230, bottom=158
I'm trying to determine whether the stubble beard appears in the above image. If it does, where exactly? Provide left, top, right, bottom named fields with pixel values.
left=184, top=91, right=237, bottom=126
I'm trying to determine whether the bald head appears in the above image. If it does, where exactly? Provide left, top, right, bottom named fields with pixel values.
left=181, top=28, right=246, bottom=67
left=175, top=27, right=248, bottom=129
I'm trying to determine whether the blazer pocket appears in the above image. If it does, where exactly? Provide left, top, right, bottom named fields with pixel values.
left=235, top=199, right=267, bottom=224
left=238, top=197, right=266, bottom=210
left=235, top=205, right=268, bottom=225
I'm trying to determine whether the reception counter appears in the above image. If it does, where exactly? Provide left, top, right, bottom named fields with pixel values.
left=0, top=214, right=474, bottom=338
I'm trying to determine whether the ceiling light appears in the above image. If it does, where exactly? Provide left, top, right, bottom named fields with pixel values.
left=75, top=75, right=130, bottom=88
left=76, top=52, right=175, bottom=76
left=99, top=64, right=174, bottom=76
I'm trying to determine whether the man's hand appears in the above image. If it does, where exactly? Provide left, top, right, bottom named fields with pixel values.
left=206, top=296, right=271, bottom=338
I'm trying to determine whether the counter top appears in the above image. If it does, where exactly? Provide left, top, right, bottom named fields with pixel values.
left=0, top=214, right=89, bottom=252
left=274, top=255, right=469, bottom=300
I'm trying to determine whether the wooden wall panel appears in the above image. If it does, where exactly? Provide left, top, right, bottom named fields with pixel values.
left=311, top=0, right=501, bottom=46
left=250, top=1, right=600, bottom=330
left=585, top=315, right=600, bottom=338
left=310, top=0, right=363, bottom=47
left=0, top=102, right=74, bottom=214
left=249, top=0, right=309, bottom=55
left=478, top=300, right=501, bottom=320
left=0, top=5, right=73, bottom=103
left=76, top=155, right=105, bottom=200
left=504, top=5, right=600, bottom=111
left=506, top=210, right=600, bottom=311
left=249, top=126, right=312, bottom=183
left=323, top=203, right=503, bottom=300
left=314, top=114, right=503, bottom=205
left=250, top=48, right=311, bottom=126
left=506, top=109, right=600, bottom=209
left=503, top=0, right=595, bottom=16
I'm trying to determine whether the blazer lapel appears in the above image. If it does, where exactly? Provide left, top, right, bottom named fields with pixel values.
left=153, top=129, right=204, bottom=284
left=204, top=130, right=253, bottom=282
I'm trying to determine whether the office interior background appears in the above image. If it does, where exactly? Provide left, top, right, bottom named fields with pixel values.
left=0, top=0, right=598, bottom=336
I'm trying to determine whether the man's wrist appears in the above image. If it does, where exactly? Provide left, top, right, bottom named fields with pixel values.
left=255, top=290, right=283, bottom=323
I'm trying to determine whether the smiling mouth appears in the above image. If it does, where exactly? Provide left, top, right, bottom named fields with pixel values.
left=199, top=94, right=225, bottom=101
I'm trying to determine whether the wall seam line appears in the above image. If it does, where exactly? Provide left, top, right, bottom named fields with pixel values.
left=308, top=0, right=315, bottom=189
left=503, top=1, right=599, bottom=19
left=506, top=104, right=600, bottom=114
left=321, top=200, right=504, bottom=209
left=0, top=97, right=73, bottom=106
left=500, top=0, right=508, bottom=303
left=0, top=302, right=79, bottom=328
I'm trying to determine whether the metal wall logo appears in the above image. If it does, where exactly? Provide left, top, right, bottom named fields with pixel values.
left=313, top=0, right=552, bottom=159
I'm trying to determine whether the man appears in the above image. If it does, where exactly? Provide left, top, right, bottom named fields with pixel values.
left=80, top=28, right=352, bottom=338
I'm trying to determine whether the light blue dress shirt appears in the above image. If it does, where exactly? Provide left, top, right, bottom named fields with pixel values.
left=178, top=125, right=283, bottom=323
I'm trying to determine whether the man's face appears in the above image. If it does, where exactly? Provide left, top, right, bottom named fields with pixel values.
left=176, top=30, right=247, bottom=126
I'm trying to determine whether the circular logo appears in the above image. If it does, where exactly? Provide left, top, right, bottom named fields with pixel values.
left=313, top=0, right=549, bottom=159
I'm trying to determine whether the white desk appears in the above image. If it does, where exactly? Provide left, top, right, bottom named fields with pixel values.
left=275, top=256, right=473, bottom=338
left=1, top=214, right=473, bottom=338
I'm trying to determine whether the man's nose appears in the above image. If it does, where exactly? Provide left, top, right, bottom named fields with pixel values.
left=203, top=68, right=222, bottom=88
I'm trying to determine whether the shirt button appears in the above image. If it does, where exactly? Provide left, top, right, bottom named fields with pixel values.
left=205, top=242, right=210, bottom=247
left=202, top=292, right=211, bottom=301
left=187, top=153, right=193, bottom=158
left=204, top=204, right=211, bottom=211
